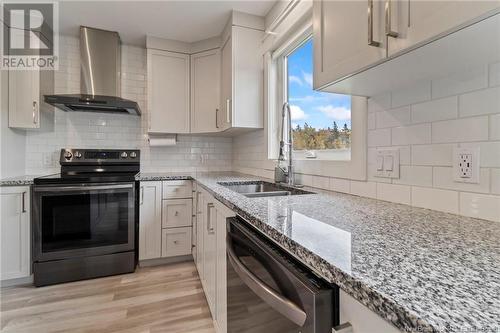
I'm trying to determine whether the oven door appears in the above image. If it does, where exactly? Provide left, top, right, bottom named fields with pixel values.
left=33, top=182, right=135, bottom=262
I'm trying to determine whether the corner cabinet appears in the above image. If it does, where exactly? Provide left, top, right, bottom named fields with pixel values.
left=191, top=49, right=221, bottom=133
left=220, top=25, right=264, bottom=131
left=314, top=0, right=500, bottom=94
left=0, top=186, right=31, bottom=281
left=147, top=49, right=190, bottom=134
left=195, top=185, right=234, bottom=333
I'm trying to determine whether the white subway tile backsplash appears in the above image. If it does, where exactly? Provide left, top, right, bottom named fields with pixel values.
left=491, top=169, right=500, bottom=195
left=393, top=166, right=433, bottom=187
left=367, top=112, right=376, bottom=130
left=376, top=183, right=411, bottom=205
left=411, top=187, right=459, bottom=214
left=432, top=116, right=489, bottom=143
left=431, top=65, right=488, bottom=99
left=376, top=106, right=411, bottom=129
left=368, top=128, right=391, bottom=147
left=391, top=81, right=431, bottom=108
left=490, top=114, right=500, bottom=140
left=459, top=192, right=500, bottom=222
left=459, top=86, right=500, bottom=117
left=411, top=96, right=458, bottom=124
left=350, top=181, right=377, bottom=199
left=368, top=93, right=391, bottom=113
left=489, top=62, right=500, bottom=87
left=411, top=144, right=454, bottom=166
left=330, top=178, right=350, bottom=194
left=460, top=142, right=500, bottom=168
left=392, top=123, right=431, bottom=145
left=433, top=167, right=490, bottom=194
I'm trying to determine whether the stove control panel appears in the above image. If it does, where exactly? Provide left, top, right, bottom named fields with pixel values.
left=60, top=149, right=140, bottom=164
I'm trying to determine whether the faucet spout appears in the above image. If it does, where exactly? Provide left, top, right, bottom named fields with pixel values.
left=275, top=102, right=294, bottom=186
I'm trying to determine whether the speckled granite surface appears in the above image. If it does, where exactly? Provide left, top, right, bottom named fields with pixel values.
left=135, top=172, right=193, bottom=181
left=0, top=175, right=36, bottom=186
left=190, top=172, right=500, bottom=333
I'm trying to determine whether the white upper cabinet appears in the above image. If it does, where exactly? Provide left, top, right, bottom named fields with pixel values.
left=191, top=49, right=221, bottom=133
left=147, top=49, right=190, bottom=134
left=8, top=68, right=40, bottom=129
left=221, top=24, right=264, bottom=131
left=0, top=186, right=31, bottom=281
left=313, top=0, right=386, bottom=90
left=387, top=1, right=500, bottom=56
left=314, top=0, right=500, bottom=96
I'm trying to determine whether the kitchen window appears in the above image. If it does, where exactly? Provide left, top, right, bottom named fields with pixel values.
left=266, top=24, right=367, bottom=180
left=285, top=37, right=352, bottom=161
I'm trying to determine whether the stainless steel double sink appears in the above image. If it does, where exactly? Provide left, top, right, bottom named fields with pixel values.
left=218, top=181, right=314, bottom=198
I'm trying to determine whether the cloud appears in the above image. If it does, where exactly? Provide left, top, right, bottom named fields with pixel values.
left=317, top=105, right=351, bottom=120
left=302, top=71, right=313, bottom=87
left=289, top=75, right=303, bottom=86
left=290, top=105, right=308, bottom=121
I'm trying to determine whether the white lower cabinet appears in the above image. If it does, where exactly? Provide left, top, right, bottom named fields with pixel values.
left=139, top=181, right=193, bottom=261
left=195, top=185, right=234, bottom=333
left=0, top=186, right=31, bottom=281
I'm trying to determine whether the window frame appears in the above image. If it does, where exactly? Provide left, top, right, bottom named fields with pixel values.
left=266, top=22, right=367, bottom=181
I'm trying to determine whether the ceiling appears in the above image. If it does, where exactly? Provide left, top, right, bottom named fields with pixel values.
left=58, top=0, right=276, bottom=46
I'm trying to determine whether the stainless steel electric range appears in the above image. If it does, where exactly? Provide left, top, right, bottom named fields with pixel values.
left=32, top=148, right=140, bottom=287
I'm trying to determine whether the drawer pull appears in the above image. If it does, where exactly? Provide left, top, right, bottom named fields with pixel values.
left=174, top=211, right=179, bottom=216
left=173, top=240, right=179, bottom=244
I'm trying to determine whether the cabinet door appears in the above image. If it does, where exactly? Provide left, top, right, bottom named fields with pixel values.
left=147, top=49, right=190, bottom=134
left=0, top=186, right=30, bottom=280
left=388, top=1, right=500, bottom=56
left=313, top=0, right=386, bottom=89
left=203, top=200, right=217, bottom=317
left=8, top=68, right=40, bottom=129
left=139, top=182, right=162, bottom=260
left=191, top=49, right=221, bottom=133
left=161, top=227, right=192, bottom=258
left=220, top=35, right=233, bottom=130
left=195, top=190, right=205, bottom=279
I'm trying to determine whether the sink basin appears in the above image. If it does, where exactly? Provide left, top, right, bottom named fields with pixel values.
left=218, top=181, right=314, bottom=198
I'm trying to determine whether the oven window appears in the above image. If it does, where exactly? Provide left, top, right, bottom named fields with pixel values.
left=41, top=191, right=130, bottom=252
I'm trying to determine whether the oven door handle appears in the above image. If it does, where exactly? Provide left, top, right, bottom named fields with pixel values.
left=226, top=237, right=307, bottom=327
left=34, top=184, right=134, bottom=192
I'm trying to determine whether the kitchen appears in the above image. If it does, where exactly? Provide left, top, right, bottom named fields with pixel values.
left=0, top=1, right=499, bottom=332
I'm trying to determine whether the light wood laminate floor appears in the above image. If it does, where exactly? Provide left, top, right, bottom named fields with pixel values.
left=0, top=261, right=215, bottom=333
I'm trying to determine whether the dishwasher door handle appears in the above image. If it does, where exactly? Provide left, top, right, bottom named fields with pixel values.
left=226, top=238, right=307, bottom=327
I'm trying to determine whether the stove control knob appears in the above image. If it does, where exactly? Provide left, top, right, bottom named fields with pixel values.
left=74, top=151, right=82, bottom=159
left=130, top=152, right=137, bottom=159
left=64, top=151, right=73, bottom=160
left=121, top=152, right=128, bottom=158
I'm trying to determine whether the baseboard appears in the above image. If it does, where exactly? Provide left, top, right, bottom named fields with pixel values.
left=139, top=255, right=193, bottom=267
left=1, top=275, right=34, bottom=288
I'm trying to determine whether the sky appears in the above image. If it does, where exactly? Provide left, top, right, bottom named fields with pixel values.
left=287, top=38, right=351, bottom=130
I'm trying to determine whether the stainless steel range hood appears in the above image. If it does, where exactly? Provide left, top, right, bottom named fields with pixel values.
left=45, top=26, right=141, bottom=115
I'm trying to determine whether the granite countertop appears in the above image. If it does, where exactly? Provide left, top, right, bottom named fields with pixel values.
left=135, top=172, right=194, bottom=181
left=0, top=175, right=37, bottom=186
left=189, top=172, right=500, bottom=333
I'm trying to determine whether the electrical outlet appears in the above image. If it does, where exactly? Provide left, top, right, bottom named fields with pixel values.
left=453, top=146, right=480, bottom=183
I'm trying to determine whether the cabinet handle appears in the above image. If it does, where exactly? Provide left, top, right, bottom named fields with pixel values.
left=333, top=322, right=353, bottom=333
left=207, top=203, right=215, bottom=234
left=21, top=191, right=26, bottom=213
left=174, top=211, right=179, bottom=216
left=367, top=0, right=381, bottom=47
left=385, top=0, right=399, bottom=37
left=226, top=99, right=231, bottom=123
left=32, top=101, right=38, bottom=124
left=140, top=187, right=144, bottom=205
left=215, top=108, right=219, bottom=129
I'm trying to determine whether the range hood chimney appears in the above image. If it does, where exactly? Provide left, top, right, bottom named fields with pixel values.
left=45, top=26, right=141, bottom=115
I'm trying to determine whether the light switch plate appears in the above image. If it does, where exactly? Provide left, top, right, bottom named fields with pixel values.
left=453, top=146, right=480, bottom=183
left=374, top=149, right=400, bottom=179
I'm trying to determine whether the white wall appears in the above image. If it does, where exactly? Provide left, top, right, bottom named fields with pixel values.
left=0, top=70, right=26, bottom=178
left=23, top=36, right=232, bottom=175
left=233, top=62, right=500, bottom=223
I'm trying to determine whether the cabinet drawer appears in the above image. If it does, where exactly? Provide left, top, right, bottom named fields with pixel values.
left=161, top=227, right=192, bottom=257
left=162, top=199, right=192, bottom=228
left=162, top=180, right=192, bottom=199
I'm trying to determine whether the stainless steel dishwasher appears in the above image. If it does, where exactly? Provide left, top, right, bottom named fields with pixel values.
left=226, top=217, right=339, bottom=333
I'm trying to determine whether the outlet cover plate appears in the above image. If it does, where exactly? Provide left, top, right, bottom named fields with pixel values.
left=453, top=146, right=480, bottom=183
